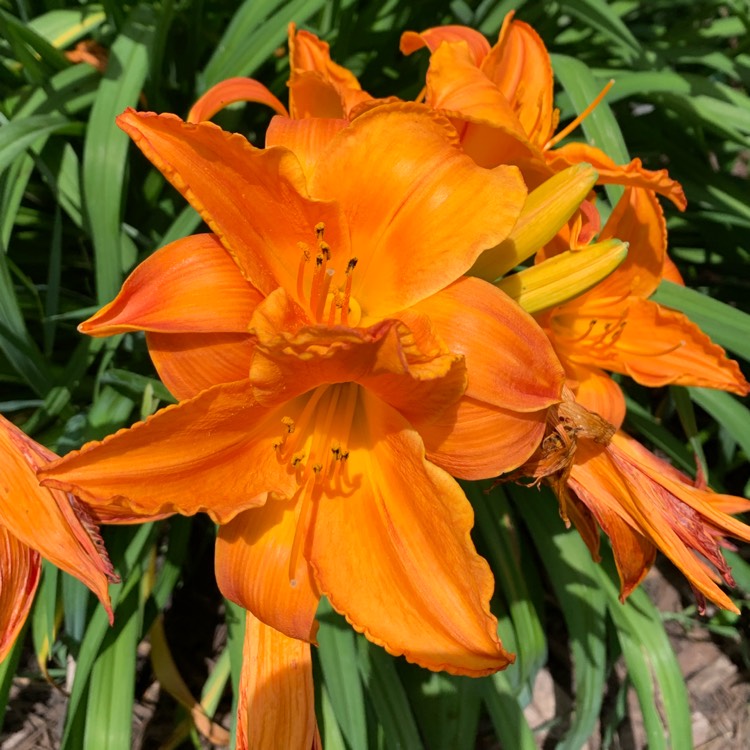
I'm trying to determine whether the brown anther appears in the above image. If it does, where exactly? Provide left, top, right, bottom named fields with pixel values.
left=312, top=463, right=323, bottom=474
left=315, top=222, right=325, bottom=240
left=281, top=417, right=295, bottom=434
left=292, top=452, right=305, bottom=467
left=315, top=254, right=324, bottom=267
left=319, top=241, right=331, bottom=260
left=346, top=257, right=358, bottom=273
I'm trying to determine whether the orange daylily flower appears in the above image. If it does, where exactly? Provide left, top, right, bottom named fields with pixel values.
left=516, top=391, right=750, bottom=612
left=0, top=415, right=117, bottom=662
left=40, top=105, right=566, bottom=690
left=400, top=13, right=687, bottom=209
left=538, top=188, right=748, bottom=427
left=188, top=23, right=375, bottom=125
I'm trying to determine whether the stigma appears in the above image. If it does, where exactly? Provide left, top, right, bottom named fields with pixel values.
left=296, top=223, right=361, bottom=326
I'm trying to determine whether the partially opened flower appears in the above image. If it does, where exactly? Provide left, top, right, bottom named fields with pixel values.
left=40, top=104, right=566, bottom=745
left=0, top=414, right=117, bottom=662
left=538, top=187, right=749, bottom=426
left=515, top=390, right=750, bottom=612
left=400, top=12, right=686, bottom=208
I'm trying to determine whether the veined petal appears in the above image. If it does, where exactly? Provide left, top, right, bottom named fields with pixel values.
left=116, top=110, right=348, bottom=299
left=562, top=360, right=626, bottom=428
left=146, top=331, right=253, bottom=400
left=414, top=396, right=547, bottom=479
left=310, top=389, right=512, bottom=676
left=40, top=381, right=296, bottom=524
left=595, top=188, right=665, bottom=300
left=423, top=42, right=526, bottom=138
left=249, top=290, right=467, bottom=424
left=288, top=23, right=370, bottom=118
left=80, top=234, right=262, bottom=336
left=547, top=142, right=687, bottom=210
left=481, top=14, right=557, bottom=148
left=0, top=416, right=114, bottom=619
left=0, top=529, right=40, bottom=663
left=215, top=500, right=319, bottom=643
left=400, top=26, right=491, bottom=66
left=410, top=277, right=564, bottom=411
left=266, top=116, right=348, bottom=182
left=288, top=71, right=354, bottom=119
left=308, top=104, right=527, bottom=319
left=570, top=433, right=750, bottom=611
left=187, top=77, right=289, bottom=123
left=236, top=612, right=319, bottom=750
left=557, top=297, right=749, bottom=395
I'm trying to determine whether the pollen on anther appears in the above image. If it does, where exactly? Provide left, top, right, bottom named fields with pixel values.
left=292, top=451, right=305, bottom=467
left=319, top=241, right=331, bottom=260
left=281, top=417, right=295, bottom=433
left=346, top=257, right=358, bottom=273
left=315, top=222, right=326, bottom=239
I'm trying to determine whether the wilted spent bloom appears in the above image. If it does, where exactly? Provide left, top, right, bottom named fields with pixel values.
left=0, top=414, right=117, bottom=662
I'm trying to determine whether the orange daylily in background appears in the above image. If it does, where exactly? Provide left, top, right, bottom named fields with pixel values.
left=400, top=12, right=687, bottom=209
left=188, top=23, right=375, bottom=124
left=0, top=415, right=116, bottom=662
left=538, top=187, right=749, bottom=427
left=40, top=104, right=566, bottom=746
left=517, top=391, right=750, bottom=612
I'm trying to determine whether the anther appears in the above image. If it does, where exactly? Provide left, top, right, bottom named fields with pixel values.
left=292, top=452, right=305, bottom=467
left=315, top=222, right=325, bottom=240
left=319, top=241, right=331, bottom=260
left=281, top=417, right=295, bottom=434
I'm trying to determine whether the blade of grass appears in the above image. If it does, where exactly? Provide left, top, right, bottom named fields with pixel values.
left=688, top=387, right=750, bottom=459
left=512, top=488, right=607, bottom=750
left=82, top=3, right=156, bottom=304
left=317, top=598, right=367, bottom=750
left=357, top=639, right=423, bottom=750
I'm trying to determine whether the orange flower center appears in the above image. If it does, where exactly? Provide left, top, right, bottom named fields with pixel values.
left=296, top=222, right=361, bottom=326
left=272, top=383, right=360, bottom=584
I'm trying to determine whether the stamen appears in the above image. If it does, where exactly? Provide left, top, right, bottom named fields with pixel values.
left=296, top=244, right=310, bottom=302
left=315, top=269, right=335, bottom=322
left=288, top=481, right=321, bottom=585
left=315, top=222, right=326, bottom=241
left=310, top=253, right=326, bottom=319
left=341, top=258, right=358, bottom=326
left=544, top=79, right=615, bottom=150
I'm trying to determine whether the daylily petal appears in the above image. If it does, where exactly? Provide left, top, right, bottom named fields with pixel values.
left=0, top=416, right=114, bottom=619
left=308, top=104, right=527, bottom=319
left=410, top=276, right=564, bottom=411
left=594, top=188, right=665, bottom=300
left=556, top=297, right=749, bottom=395
left=215, top=500, right=319, bottom=642
left=414, top=396, right=547, bottom=479
left=187, top=77, right=289, bottom=123
left=562, top=360, right=626, bottom=428
left=40, top=381, right=297, bottom=524
left=116, top=110, right=348, bottom=299
left=547, top=142, right=687, bottom=210
left=248, top=290, right=466, bottom=424
left=146, top=331, right=252, bottom=400
left=236, top=612, right=319, bottom=750
left=570, top=432, right=750, bottom=611
left=0, top=529, right=40, bottom=663
left=580, top=498, right=656, bottom=600
left=481, top=15, right=557, bottom=148
left=310, top=389, right=512, bottom=676
left=400, top=26, right=491, bottom=66
left=80, top=234, right=263, bottom=336
left=288, top=70, right=354, bottom=119
left=662, top=253, right=685, bottom=285
left=422, top=41, right=526, bottom=138
left=288, top=23, right=370, bottom=118
left=266, top=116, right=348, bottom=181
